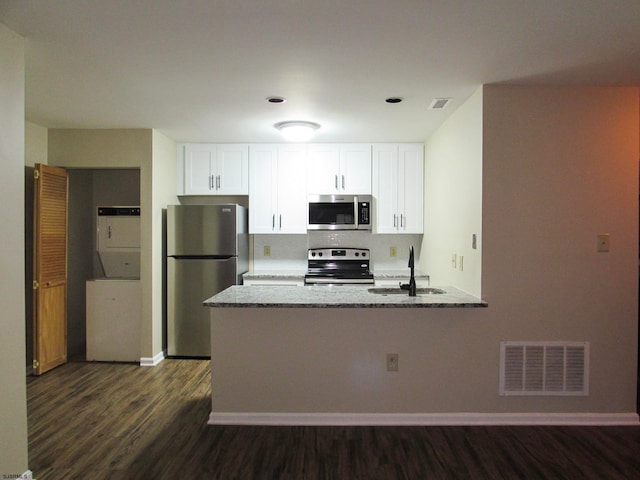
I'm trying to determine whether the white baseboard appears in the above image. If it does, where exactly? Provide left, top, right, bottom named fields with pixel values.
left=208, top=411, right=640, bottom=426
left=140, top=351, right=165, bottom=367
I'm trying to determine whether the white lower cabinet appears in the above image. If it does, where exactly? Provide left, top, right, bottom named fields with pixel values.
left=249, top=144, right=307, bottom=234
left=372, top=143, right=424, bottom=233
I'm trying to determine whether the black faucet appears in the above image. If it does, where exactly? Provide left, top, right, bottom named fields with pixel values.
left=399, top=246, right=417, bottom=296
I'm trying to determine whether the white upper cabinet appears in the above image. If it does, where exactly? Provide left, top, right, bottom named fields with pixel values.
left=307, top=144, right=372, bottom=194
left=249, top=144, right=307, bottom=234
left=180, top=143, right=248, bottom=195
left=372, top=143, right=424, bottom=234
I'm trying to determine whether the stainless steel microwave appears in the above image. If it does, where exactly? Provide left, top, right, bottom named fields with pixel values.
left=307, top=194, right=372, bottom=231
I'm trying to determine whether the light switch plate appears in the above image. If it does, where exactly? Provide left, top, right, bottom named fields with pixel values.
left=597, top=233, right=610, bottom=253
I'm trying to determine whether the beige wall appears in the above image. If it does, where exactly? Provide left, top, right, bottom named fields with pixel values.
left=25, top=122, right=48, bottom=167
left=211, top=86, right=639, bottom=417
left=148, top=130, right=179, bottom=356
left=48, top=128, right=177, bottom=361
left=481, top=85, right=638, bottom=412
left=48, top=129, right=151, bottom=168
left=0, top=22, right=29, bottom=475
left=423, top=87, right=483, bottom=297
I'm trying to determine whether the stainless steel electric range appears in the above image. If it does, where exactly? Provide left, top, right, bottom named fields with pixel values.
left=304, top=247, right=374, bottom=285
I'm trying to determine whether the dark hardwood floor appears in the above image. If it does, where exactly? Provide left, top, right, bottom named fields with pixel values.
left=28, top=359, right=640, bottom=480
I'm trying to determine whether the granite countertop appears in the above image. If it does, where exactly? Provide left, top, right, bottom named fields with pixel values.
left=242, top=270, right=429, bottom=281
left=205, top=285, right=487, bottom=308
left=373, top=270, right=429, bottom=280
left=243, top=270, right=305, bottom=280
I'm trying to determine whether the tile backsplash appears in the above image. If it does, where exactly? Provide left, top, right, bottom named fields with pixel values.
left=252, top=232, right=422, bottom=272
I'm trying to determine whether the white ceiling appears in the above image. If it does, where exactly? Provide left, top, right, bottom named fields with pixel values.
left=2, top=0, right=640, bottom=143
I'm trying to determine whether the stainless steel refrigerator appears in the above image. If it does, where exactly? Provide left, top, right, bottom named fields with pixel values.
left=167, top=204, right=248, bottom=357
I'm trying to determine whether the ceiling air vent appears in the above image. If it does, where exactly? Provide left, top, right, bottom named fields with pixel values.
left=499, top=341, right=589, bottom=396
left=429, top=98, right=451, bottom=110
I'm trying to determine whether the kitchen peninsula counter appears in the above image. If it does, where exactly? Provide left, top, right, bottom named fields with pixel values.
left=207, top=285, right=487, bottom=425
left=205, top=285, right=486, bottom=308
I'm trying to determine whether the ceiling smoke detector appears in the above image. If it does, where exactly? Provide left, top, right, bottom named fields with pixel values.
left=429, top=98, right=451, bottom=109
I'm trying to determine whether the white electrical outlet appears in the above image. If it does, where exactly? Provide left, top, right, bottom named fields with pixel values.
left=264, top=245, right=271, bottom=256
left=386, top=353, right=399, bottom=372
left=390, top=246, right=397, bottom=257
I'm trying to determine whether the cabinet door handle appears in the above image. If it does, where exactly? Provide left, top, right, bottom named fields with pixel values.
left=108, top=225, right=112, bottom=239
left=341, top=175, right=345, bottom=190
left=400, top=214, right=404, bottom=228
left=216, top=175, right=221, bottom=190
left=335, top=175, right=338, bottom=190
left=272, top=214, right=275, bottom=231
left=393, top=214, right=397, bottom=227
left=209, top=175, right=214, bottom=190
left=279, top=214, right=282, bottom=230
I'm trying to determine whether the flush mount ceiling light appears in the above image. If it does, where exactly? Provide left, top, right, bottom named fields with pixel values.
left=275, top=121, right=321, bottom=142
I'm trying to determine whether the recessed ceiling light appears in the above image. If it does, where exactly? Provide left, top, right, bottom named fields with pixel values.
left=385, top=97, right=404, bottom=104
left=267, top=96, right=287, bottom=104
left=429, top=98, right=451, bottom=109
left=274, top=121, right=321, bottom=142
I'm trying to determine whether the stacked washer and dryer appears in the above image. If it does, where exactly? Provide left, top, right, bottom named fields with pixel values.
left=85, top=207, right=141, bottom=362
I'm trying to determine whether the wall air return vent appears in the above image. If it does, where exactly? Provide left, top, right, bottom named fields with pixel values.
left=499, top=341, right=589, bottom=396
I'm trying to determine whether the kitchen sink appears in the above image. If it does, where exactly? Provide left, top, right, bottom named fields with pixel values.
left=367, top=287, right=446, bottom=295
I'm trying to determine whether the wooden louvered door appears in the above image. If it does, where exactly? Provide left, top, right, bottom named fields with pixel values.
left=33, top=164, right=68, bottom=375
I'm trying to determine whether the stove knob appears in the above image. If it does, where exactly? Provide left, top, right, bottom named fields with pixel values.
left=318, top=252, right=323, bottom=257
left=361, top=251, right=367, bottom=257
left=355, top=252, right=359, bottom=257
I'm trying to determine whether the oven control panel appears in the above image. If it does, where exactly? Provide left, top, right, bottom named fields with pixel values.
left=307, top=248, right=369, bottom=260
